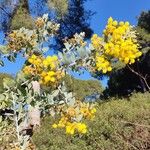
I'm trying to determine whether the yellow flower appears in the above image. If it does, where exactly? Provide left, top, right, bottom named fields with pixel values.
left=93, top=17, right=142, bottom=72
left=119, top=21, right=124, bottom=26
left=91, top=108, right=97, bottom=114
left=44, top=76, right=51, bottom=82
left=23, top=54, right=64, bottom=87
left=113, top=21, right=118, bottom=26
left=58, top=123, right=65, bottom=128
left=47, top=71, right=55, bottom=76
left=91, top=34, right=102, bottom=50
left=125, top=21, right=130, bottom=26
left=52, top=124, right=58, bottom=128
left=108, top=17, right=113, bottom=23
left=66, top=124, right=75, bottom=135
left=50, top=77, right=56, bottom=82
left=107, top=67, right=112, bottom=72
left=67, top=107, right=76, bottom=117
left=95, top=55, right=112, bottom=73
left=77, top=123, right=87, bottom=134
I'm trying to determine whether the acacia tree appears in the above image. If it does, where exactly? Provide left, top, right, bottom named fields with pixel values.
left=0, top=11, right=142, bottom=149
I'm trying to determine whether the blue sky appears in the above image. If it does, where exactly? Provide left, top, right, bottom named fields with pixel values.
left=0, top=0, right=149, bottom=87
left=86, top=0, right=150, bottom=34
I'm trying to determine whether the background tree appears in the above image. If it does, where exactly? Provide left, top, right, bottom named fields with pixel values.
left=54, top=0, right=93, bottom=50
left=0, top=0, right=15, bottom=31
left=0, top=0, right=93, bottom=51
left=10, top=0, right=34, bottom=30
left=63, top=75, right=103, bottom=100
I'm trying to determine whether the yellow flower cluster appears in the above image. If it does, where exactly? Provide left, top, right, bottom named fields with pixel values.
left=66, top=122, right=87, bottom=134
left=35, top=17, right=45, bottom=28
left=52, top=101, right=96, bottom=135
left=6, top=14, right=60, bottom=53
left=23, top=54, right=64, bottom=86
left=91, top=34, right=102, bottom=50
left=7, top=29, right=37, bottom=52
left=103, top=17, right=142, bottom=64
left=91, top=17, right=142, bottom=73
left=53, top=121, right=87, bottom=135
left=95, top=55, right=112, bottom=73
left=80, top=103, right=97, bottom=120
left=65, top=32, right=87, bottom=48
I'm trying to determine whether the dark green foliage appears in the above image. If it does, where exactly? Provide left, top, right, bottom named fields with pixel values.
left=106, top=68, right=142, bottom=96
left=55, top=0, right=93, bottom=51
left=47, top=0, right=68, bottom=18
left=63, top=75, right=103, bottom=100
left=138, top=10, right=150, bottom=32
left=33, top=92, right=150, bottom=150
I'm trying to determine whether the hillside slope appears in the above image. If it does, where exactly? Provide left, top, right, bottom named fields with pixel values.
left=63, top=75, right=103, bottom=100
left=33, top=92, right=150, bottom=150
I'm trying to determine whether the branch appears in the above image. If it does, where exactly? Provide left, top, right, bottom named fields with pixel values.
left=0, top=6, right=11, bottom=18
left=120, top=120, right=150, bottom=128
left=127, top=65, right=150, bottom=91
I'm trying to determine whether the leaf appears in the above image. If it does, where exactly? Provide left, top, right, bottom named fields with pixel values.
left=77, top=47, right=86, bottom=58
left=26, top=97, right=32, bottom=104
left=66, top=92, right=73, bottom=99
left=69, top=53, right=76, bottom=62
left=17, top=89, right=22, bottom=95
left=49, top=109, right=55, bottom=117
left=0, top=94, right=5, bottom=101
left=67, top=97, right=75, bottom=107
left=7, top=55, right=16, bottom=62
left=64, top=43, right=71, bottom=50
left=1, top=101, right=7, bottom=109
left=42, top=47, right=49, bottom=53
left=16, top=71, right=26, bottom=83
left=28, top=83, right=32, bottom=89
left=47, top=94, right=54, bottom=105
left=0, top=116, right=2, bottom=123
left=52, top=90, right=59, bottom=97
left=3, top=78, right=16, bottom=89
left=61, top=82, right=67, bottom=92
left=58, top=52, right=63, bottom=59
left=76, top=114, right=83, bottom=122
left=0, top=45, right=8, bottom=54
left=0, top=60, right=4, bottom=66
left=58, top=100, right=64, bottom=104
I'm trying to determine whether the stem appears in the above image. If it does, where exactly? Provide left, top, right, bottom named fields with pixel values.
left=12, top=92, right=20, bottom=142
left=127, top=65, right=150, bottom=91
left=12, top=92, right=29, bottom=150
left=136, top=63, right=146, bottom=92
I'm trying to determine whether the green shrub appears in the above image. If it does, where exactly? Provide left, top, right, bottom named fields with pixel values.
left=0, top=73, right=13, bottom=93
left=33, top=92, right=150, bottom=150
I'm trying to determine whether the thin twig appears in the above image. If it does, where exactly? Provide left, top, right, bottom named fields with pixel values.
left=12, top=92, right=20, bottom=141
left=0, top=6, right=11, bottom=17
left=120, top=120, right=150, bottom=128
left=127, top=65, right=150, bottom=91
left=115, top=132, right=139, bottom=150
